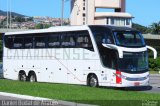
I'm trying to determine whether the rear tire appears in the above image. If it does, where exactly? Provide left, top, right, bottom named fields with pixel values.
left=87, top=75, right=98, bottom=87
left=28, top=72, right=37, bottom=82
left=19, top=72, right=26, bottom=82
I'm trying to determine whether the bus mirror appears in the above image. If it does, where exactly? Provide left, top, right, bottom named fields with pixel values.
left=146, top=46, right=157, bottom=59
left=102, top=44, right=123, bottom=58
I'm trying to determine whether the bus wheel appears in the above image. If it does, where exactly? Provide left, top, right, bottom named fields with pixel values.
left=28, top=72, right=37, bottom=82
left=88, top=75, right=98, bottom=87
left=19, top=72, right=26, bottom=82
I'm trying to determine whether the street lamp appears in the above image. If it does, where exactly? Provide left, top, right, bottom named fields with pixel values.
left=9, top=0, right=12, bottom=29
left=7, top=0, right=9, bottom=29
left=6, top=0, right=12, bottom=29
left=61, top=0, right=64, bottom=26
left=61, top=0, right=70, bottom=26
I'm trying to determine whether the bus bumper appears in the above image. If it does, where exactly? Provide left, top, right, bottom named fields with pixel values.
left=116, top=78, right=149, bottom=87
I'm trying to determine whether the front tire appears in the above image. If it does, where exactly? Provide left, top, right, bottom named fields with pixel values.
left=87, top=75, right=99, bottom=87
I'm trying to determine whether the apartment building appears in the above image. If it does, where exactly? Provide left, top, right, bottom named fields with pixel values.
left=70, top=0, right=133, bottom=27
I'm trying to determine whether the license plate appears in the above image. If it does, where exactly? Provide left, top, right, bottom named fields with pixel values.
left=134, top=82, right=140, bottom=86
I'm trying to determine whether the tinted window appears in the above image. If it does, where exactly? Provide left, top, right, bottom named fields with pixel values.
left=48, top=34, right=60, bottom=48
left=118, top=52, right=148, bottom=74
left=89, top=26, right=114, bottom=45
left=5, top=36, right=14, bottom=49
left=24, top=36, right=33, bottom=48
left=13, top=37, right=23, bottom=49
left=4, top=31, right=94, bottom=51
left=61, top=33, right=76, bottom=48
left=76, top=31, right=94, bottom=51
left=114, top=31, right=145, bottom=47
left=34, top=36, right=46, bottom=48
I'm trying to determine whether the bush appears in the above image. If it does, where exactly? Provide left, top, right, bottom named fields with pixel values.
left=149, top=58, right=160, bottom=71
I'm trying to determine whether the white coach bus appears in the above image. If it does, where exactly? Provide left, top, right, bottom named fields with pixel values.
left=3, top=25, right=157, bottom=87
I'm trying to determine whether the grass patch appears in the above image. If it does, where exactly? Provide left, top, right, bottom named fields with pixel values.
left=0, top=79, right=160, bottom=106
left=150, top=71, right=159, bottom=74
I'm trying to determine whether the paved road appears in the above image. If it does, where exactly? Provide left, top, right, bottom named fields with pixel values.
left=120, top=74, right=160, bottom=93
left=0, top=95, right=95, bottom=106
left=150, top=74, right=160, bottom=87
left=145, top=74, right=160, bottom=93
left=0, top=95, right=22, bottom=100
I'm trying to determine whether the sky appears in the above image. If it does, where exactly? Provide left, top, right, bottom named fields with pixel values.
left=0, top=0, right=159, bottom=26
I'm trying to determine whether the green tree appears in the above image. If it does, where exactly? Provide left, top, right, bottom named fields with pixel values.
left=150, top=22, right=160, bottom=34
left=35, top=23, right=43, bottom=29
left=27, top=17, right=33, bottom=21
left=132, top=23, right=150, bottom=34
left=15, top=17, right=25, bottom=22
left=35, top=23, right=51, bottom=29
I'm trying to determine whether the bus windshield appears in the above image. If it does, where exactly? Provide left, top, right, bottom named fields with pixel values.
left=113, top=31, right=146, bottom=47
left=118, top=52, right=148, bottom=73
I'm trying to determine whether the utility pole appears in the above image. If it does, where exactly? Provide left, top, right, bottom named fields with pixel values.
left=61, top=0, right=64, bottom=26
left=9, top=0, right=12, bottom=29
left=0, top=0, right=1, bottom=28
left=7, top=0, right=9, bottom=30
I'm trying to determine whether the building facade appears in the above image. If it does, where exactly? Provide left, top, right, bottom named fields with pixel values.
left=70, top=0, right=133, bottom=27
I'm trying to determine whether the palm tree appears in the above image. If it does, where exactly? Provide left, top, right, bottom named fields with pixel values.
left=150, top=21, right=160, bottom=34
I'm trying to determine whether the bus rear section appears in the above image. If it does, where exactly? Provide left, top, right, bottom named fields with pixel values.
left=3, top=26, right=101, bottom=87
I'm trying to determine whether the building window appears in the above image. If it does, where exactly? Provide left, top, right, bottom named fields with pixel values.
left=83, top=7, right=85, bottom=10
left=83, top=18, right=85, bottom=21
left=126, top=19, right=130, bottom=25
left=83, top=13, right=86, bottom=17
left=111, top=18, right=114, bottom=25
left=106, top=18, right=109, bottom=25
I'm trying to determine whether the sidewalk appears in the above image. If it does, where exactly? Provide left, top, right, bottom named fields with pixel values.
left=0, top=92, right=98, bottom=106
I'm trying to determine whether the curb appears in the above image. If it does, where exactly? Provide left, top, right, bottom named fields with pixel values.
left=0, top=92, right=98, bottom=106
left=150, top=74, right=160, bottom=77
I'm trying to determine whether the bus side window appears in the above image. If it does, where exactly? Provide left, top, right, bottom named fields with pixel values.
left=24, top=36, right=33, bottom=48
left=61, top=32, right=76, bottom=48
left=13, top=36, right=24, bottom=49
left=34, top=36, right=46, bottom=48
left=77, top=31, right=94, bottom=51
left=48, top=34, right=60, bottom=48
left=95, top=33, right=104, bottom=44
left=5, top=36, right=14, bottom=49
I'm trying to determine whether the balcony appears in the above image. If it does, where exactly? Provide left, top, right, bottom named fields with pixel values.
left=95, top=0, right=121, bottom=8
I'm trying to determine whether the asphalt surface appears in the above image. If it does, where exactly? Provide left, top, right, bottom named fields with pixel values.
left=144, top=74, right=160, bottom=93
left=118, top=74, right=160, bottom=93
left=0, top=95, right=22, bottom=100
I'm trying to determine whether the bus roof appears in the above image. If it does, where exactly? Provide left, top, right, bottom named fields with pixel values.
left=89, top=25, right=138, bottom=32
left=5, top=25, right=138, bottom=35
left=5, top=25, right=90, bottom=35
